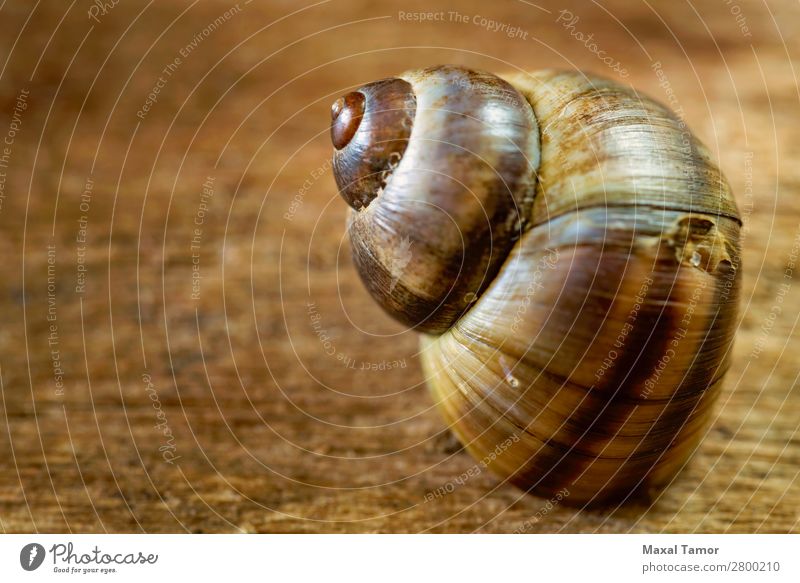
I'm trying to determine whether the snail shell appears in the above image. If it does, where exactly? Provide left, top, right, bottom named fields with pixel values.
left=331, top=65, right=741, bottom=506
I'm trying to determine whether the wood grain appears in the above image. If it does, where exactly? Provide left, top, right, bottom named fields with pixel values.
left=0, top=0, right=797, bottom=533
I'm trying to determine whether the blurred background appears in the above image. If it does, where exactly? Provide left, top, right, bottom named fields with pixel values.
left=0, top=0, right=797, bottom=532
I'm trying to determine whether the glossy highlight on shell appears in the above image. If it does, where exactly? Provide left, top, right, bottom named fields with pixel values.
left=330, top=65, right=741, bottom=506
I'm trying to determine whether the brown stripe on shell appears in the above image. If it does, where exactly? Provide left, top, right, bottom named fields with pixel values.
left=510, top=262, right=684, bottom=502
left=333, top=66, right=742, bottom=505
left=600, top=223, right=741, bottom=500
left=514, top=213, right=738, bottom=503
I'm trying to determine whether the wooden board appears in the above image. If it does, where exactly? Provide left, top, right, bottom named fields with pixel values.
left=0, top=0, right=797, bottom=533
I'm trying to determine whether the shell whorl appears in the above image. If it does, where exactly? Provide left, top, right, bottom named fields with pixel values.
left=331, top=66, right=741, bottom=506
left=332, top=65, right=541, bottom=334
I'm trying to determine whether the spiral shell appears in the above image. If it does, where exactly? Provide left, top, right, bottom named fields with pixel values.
left=331, top=65, right=741, bottom=505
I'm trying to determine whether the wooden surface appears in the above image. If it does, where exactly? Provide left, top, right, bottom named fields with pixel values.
left=0, top=0, right=798, bottom=533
